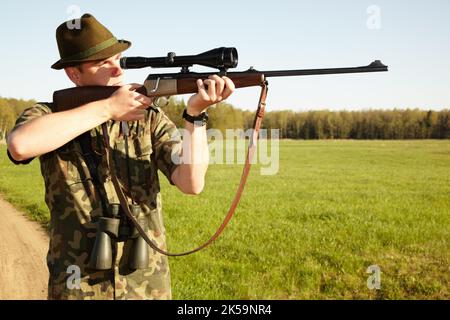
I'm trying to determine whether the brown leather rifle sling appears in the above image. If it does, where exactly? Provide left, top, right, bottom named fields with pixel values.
left=101, top=81, right=268, bottom=257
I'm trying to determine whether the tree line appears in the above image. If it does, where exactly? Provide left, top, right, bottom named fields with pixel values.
left=0, top=97, right=36, bottom=141
left=1, top=96, right=449, bottom=140
left=162, top=97, right=450, bottom=139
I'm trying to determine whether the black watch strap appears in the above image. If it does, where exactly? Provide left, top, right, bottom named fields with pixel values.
left=182, top=109, right=209, bottom=126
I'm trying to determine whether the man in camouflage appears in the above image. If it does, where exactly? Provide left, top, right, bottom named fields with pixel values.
left=6, top=13, right=235, bottom=299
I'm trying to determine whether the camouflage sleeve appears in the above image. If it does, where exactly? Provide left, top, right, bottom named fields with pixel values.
left=151, top=108, right=182, bottom=186
left=7, top=103, right=52, bottom=165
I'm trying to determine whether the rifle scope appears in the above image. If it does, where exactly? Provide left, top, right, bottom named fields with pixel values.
left=120, top=47, right=238, bottom=71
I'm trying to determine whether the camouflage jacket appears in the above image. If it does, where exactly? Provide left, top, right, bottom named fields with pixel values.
left=8, top=102, right=182, bottom=299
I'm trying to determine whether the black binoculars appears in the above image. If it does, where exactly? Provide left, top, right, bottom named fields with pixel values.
left=89, top=203, right=149, bottom=270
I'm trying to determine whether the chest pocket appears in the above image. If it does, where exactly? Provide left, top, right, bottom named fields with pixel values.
left=53, top=141, right=102, bottom=225
left=112, top=131, right=156, bottom=200
left=57, top=142, right=92, bottom=186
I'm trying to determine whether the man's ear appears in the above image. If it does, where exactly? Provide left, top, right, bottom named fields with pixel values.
left=64, top=66, right=81, bottom=85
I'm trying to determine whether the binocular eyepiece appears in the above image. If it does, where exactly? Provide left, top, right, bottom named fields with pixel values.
left=89, top=204, right=149, bottom=271
left=120, top=47, right=238, bottom=71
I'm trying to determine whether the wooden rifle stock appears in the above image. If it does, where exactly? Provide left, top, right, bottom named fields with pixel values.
left=53, top=85, right=145, bottom=112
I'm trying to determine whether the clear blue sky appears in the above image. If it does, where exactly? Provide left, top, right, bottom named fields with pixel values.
left=1, top=0, right=449, bottom=111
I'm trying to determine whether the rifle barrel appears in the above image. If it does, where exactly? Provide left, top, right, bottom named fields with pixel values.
left=261, top=60, right=388, bottom=78
left=145, top=60, right=388, bottom=81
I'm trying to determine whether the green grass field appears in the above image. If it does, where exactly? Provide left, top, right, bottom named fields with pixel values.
left=0, top=140, right=449, bottom=299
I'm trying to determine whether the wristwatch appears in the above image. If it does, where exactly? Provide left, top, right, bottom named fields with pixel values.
left=182, top=109, right=209, bottom=126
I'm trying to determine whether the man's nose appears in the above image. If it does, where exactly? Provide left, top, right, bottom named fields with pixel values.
left=108, top=56, right=122, bottom=74
left=111, top=63, right=123, bottom=77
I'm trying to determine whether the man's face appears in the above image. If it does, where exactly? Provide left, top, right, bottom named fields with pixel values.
left=66, top=53, right=124, bottom=86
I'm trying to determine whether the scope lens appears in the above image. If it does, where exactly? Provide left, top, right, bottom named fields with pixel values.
left=223, top=47, right=238, bottom=68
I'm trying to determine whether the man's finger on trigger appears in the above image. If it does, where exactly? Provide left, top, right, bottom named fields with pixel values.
left=140, top=95, right=153, bottom=105
left=137, top=100, right=151, bottom=109
left=132, top=92, right=151, bottom=104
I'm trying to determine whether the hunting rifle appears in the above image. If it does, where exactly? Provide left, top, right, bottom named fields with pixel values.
left=53, top=47, right=388, bottom=257
left=53, top=47, right=388, bottom=110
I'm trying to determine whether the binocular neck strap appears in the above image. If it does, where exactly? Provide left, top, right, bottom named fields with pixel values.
left=76, top=131, right=110, bottom=215
left=121, top=121, right=135, bottom=205
left=101, top=80, right=268, bottom=257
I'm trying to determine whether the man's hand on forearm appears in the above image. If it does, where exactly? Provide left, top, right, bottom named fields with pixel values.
left=186, top=75, right=235, bottom=115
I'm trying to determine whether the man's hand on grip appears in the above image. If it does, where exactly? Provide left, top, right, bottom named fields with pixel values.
left=105, top=83, right=153, bottom=121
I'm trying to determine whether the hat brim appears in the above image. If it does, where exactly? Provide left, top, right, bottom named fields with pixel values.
left=51, top=39, right=131, bottom=70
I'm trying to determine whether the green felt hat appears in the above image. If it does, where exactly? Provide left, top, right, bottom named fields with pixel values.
left=51, top=13, right=131, bottom=70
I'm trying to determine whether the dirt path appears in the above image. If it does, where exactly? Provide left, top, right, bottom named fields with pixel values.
left=0, top=195, right=49, bottom=300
